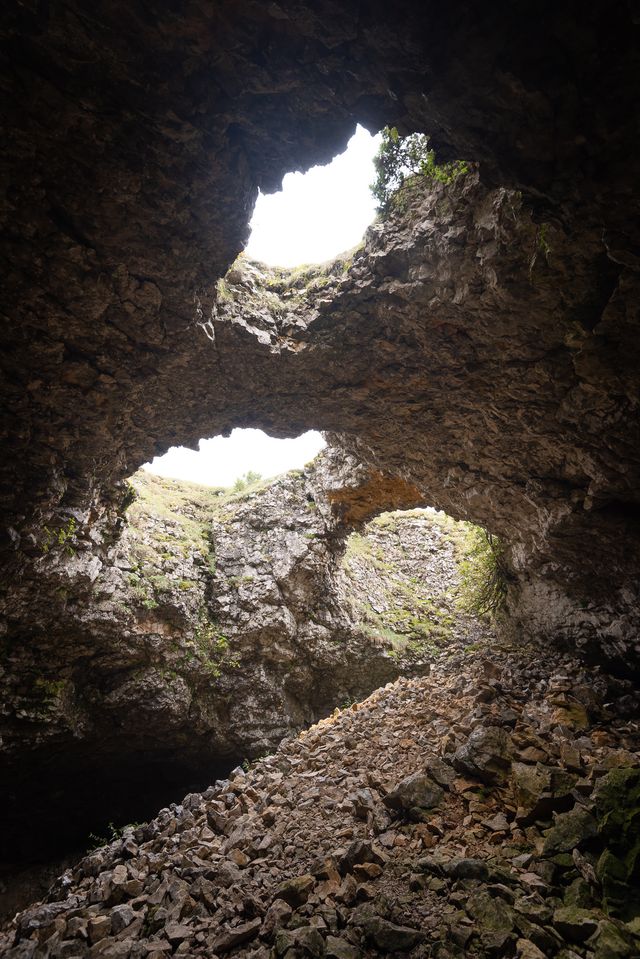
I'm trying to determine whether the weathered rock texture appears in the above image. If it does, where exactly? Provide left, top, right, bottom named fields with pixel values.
left=205, top=170, right=640, bottom=669
left=3, top=633, right=639, bottom=958
left=0, top=449, right=483, bottom=873
left=2, top=1, right=640, bottom=674
left=2, top=0, right=640, bottom=921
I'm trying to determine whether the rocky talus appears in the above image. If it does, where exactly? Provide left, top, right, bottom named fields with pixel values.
left=1, top=451, right=484, bottom=889
left=3, top=636, right=638, bottom=959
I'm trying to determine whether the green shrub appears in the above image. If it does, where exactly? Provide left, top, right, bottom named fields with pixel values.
left=87, top=821, right=141, bottom=851
left=41, top=516, right=77, bottom=556
left=233, top=470, right=262, bottom=492
left=458, top=526, right=510, bottom=617
left=371, top=127, right=468, bottom=213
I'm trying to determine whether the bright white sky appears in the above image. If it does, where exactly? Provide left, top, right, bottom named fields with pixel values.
left=245, top=124, right=381, bottom=266
left=144, top=125, right=380, bottom=487
left=144, top=429, right=326, bottom=488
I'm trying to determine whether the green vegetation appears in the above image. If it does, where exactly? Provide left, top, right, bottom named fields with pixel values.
left=189, top=616, right=239, bottom=679
left=343, top=508, right=512, bottom=657
left=41, top=516, right=77, bottom=556
left=457, top=526, right=510, bottom=617
left=256, top=243, right=361, bottom=303
left=123, top=472, right=233, bottom=606
left=31, top=677, right=67, bottom=714
left=233, top=470, right=262, bottom=492
left=371, top=127, right=469, bottom=213
left=342, top=511, right=464, bottom=659
left=121, top=481, right=137, bottom=510
left=126, top=471, right=226, bottom=553
left=216, top=277, right=233, bottom=301
left=120, top=469, right=283, bottom=615
left=33, top=677, right=66, bottom=698
left=87, top=820, right=141, bottom=851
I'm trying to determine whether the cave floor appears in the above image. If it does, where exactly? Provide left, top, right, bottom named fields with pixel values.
left=2, top=629, right=639, bottom=957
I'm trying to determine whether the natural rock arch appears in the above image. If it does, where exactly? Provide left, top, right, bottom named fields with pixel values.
left=2, top=1, right=638, bottom=543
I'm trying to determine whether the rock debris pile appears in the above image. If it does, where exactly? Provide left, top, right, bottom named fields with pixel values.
left=3, top=639, right=639, bottom=958
left=0, top=452, right=444, bottom=864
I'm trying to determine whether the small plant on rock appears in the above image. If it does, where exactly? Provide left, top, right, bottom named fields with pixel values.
left=41, top=516, right=78, bottom=556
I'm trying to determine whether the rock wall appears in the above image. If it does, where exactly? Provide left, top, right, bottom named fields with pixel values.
left=2, top=0, right=640, bottom=926
left=0, top=449, right=484, bottom=872
left=194, top=171, right=640, bottom=668
left=2, top=1, right=639, bottom=675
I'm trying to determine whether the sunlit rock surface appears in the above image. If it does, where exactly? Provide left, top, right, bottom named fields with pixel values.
left=202, top=172, right=640, bottom=669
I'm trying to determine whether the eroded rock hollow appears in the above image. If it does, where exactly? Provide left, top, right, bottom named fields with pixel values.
left=3, top=2, right=640, bottom=671
left=1, top=0, right=640, bottom=948
left=1, top=450, right=465, bottom=865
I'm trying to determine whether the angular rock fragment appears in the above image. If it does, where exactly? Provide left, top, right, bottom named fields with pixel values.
left=210, top=917, right=262, bottom=953
left=443, top=857, right=490, bottom=881
left=586, top=918, right=638, bottom=958
left=511, top=762, right=578, bottom=823
left=515, top=939, right=547, bottom=959
left=274, top=925, right=326, bottom=958
left=325, top=935, right=361, bottom=959
left=274, top=874, right=316, bottom=907
left=339, top=840, right=386, bottom=875
left=453, top=726, right=513, bottom=784
left=542, top=805, right=597, bottom=855
left=466, top=889, right=515, bottom=951
left=553, top=906, right=600, bottom=942
left=359, top=917, right=422, bottom=951
left=383, top=772, right=444, bottom=817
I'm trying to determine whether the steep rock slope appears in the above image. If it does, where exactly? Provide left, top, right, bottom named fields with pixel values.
left=3, top=636, right=639, bottom=958
left=0, top=451, right=483, bottom=870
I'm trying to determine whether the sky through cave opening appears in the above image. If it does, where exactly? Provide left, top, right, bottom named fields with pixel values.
left=144, top=429, right=326, bottom=488
left=146, top=125, right=380, bottom=486
left=245, top=124, right=381, bottom=266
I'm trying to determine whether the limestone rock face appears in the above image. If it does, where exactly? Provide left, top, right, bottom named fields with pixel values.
left=204, top=171, right=640, bottom=668
left=0, top=448, right=483, bottom=866
left=5, top=163, right=640, bottom=678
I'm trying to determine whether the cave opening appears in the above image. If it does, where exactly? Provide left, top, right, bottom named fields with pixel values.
left=1, top=442, right=497, bottom=918
left=244, top=124, right=381, bottom=267
left=2, top=0, right=640, bottom=945
left=144, top=428, right=326, bottom=488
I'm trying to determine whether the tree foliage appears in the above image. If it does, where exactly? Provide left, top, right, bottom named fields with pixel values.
left=233, top=470, right=262, bottom=492
left=370, top=127, right=469, bottom=213
left=458, top=527, right=511, bottom=618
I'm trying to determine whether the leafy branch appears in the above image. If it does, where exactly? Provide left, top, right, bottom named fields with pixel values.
left=371, top=127, right=469, bottom=213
